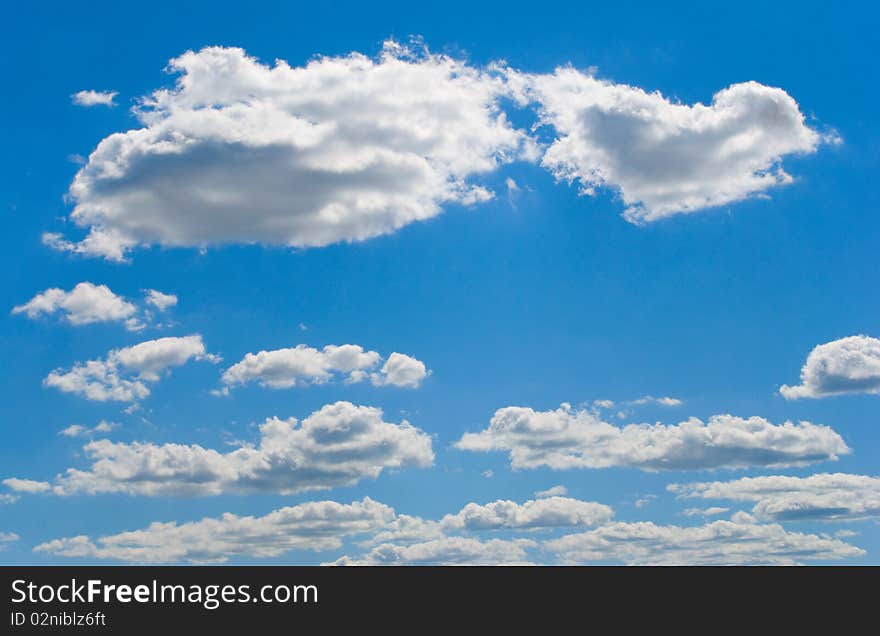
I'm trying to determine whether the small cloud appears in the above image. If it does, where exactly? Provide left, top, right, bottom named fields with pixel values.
left=634, top=495, right=656, bottom=508
left=482, top=469, right=494, bottom=479
left=682, top=506, right=730, bottom=518
left=71, top=90, right=118, bottom=107
left=144, top=290, right=178, bottom=312
left=60, top=421, right=119, bottom=438
left=535, top=485, right=567, bottom=498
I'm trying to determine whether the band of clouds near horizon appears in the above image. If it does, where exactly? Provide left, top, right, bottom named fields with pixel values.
left=31, top=494, right=865, bottom=566
left=47, top=40, right=831, bottom=261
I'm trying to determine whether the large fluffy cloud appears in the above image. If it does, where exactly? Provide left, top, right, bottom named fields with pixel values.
left=515, top=68, right=826, bottom=223
left=670, top=473, right=880, bottom=521
left=780, top=335, right=880, bottom=399
left=48, top=42, right=532, bottom=261
left=34, top=498, right=394, bottom=563
left=545, top=513, right=863, bottom=565
left=455, top=403, right=848, bottom=471
left=44, top=335, right=216, bottom=402
left=10, top=402, right=433, bottom=496
left=48, top=43, right=830, bottom=261
left=220, top=344, right=428, bottom=391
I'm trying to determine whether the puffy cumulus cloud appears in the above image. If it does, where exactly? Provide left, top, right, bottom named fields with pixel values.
left=59, top=421, right=118, bottom=438
left=49, top=42, right=533, bottom=261
left=12, top=283, right=180, bottom=331
left=514, top=68, right=827, bottom=223
left=3, top=478, right=51, bottom=493
left=331, top=537, right=537, bottom=566
left=454, top=403, right=848, bottom=471
left=71, top=90, right=117, bottom=107
left=440, top=496, right=613, bottom=531
left=44, top=335, right=216, bottom=402
left=670, top=473, right=880, bottom=522
left=370, top=352, right=430, bottom=388
left=220, top=344, right=428, bottom=392
left=144, top=290, right=177, bottom=311
left=34, top=498, right=394, bottom=563
left=13, top=402, right=433, bottom=497
left=780, top=335, right=880, bottom=399
left=12, top=282, right=137, bottom=328
left=545, top=516, right=863, bottom=565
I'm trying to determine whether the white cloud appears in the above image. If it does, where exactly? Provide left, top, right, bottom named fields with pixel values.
left=780, top=335, right=880, bottom=399
left=13, top=402, right=433, bottom=497
left=440, top=496, right=612, bottom=531
left=44, top=335, right=216, bottom=402
left=220, top=344, right=428, bottom=391
left=682, top=507, right=729, bottom=517
left=34, top=498, right=394, bottom=563
left=455, top=403, right=848, bottom=471
left=670, top=473, right=880, bottom=521
left=49, top=42, right=532, bottom=261
left=332, top=537, right=537, bottom=566
left=144, top=290, right=178, bottom=311
left=0, top=532, right=19, bottom=546
left=3, top=478, right=51, bottom=493
left=0, top=494, right=18, bottom=504
left=71, top=90, right=118, bottom=107
left=516, top=68, right=827, bottom=223
left=12, top=282, right=137, bottom=327
left=59, top=421, right=119, bottom=438
left=632, top=395, right=683, bottom=407
left=13, top=282, right=179, bottom=330
left=535, top=485, right=567, bottom=498
left=370, top=352, right=429, bottom=387
left=545, top=516, right=863, bottom=565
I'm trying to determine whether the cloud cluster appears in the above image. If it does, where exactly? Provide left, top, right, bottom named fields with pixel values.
left=49, top=43, right=826, bottom=261
left=780, top=335, right=880, bottom=399
left=670, top=473, right=880, bottom=521
left=35, top=498, right=394, bottom=563
left=10, top=402, right=433, bottom=497
left=71, top=90, right=117, bottom=107
left=516, top=69, right=825, bottom=223
left=545, top=514, right=863, bottom=565
left=12, top=282, right=177, bottom=331
left=44, top=335, right=216, bottom=402
left=455, top=403, right=848, bottom=471
left=220, top=345, right=428, bottom=391
left=32, top=490, right=866, bottom=565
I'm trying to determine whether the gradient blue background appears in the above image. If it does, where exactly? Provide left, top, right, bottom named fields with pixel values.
left=1, top=0, right=877, bottom=563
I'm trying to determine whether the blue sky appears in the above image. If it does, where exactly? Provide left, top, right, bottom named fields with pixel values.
left=1, top=1, right=878, bottom=565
